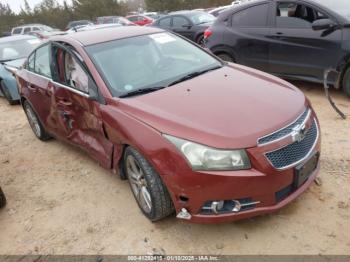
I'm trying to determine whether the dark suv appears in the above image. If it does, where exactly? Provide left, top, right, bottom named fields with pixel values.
left=205, top=0, right=350, bottom=96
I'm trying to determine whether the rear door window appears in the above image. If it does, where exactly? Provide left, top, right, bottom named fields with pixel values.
left=232, top=4, right=270, bottom=27
left=34, top=44, right=52, bottom=78
left=159, top=17, right=171, bottom=27
left=12, top=28, right=22, bottom=34
left=23, top=27, right=31, bottom=34
left=172, top=16, right=190, bottom=28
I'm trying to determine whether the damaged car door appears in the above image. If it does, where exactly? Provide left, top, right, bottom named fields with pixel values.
left=49, top=43, right=113, bottom=169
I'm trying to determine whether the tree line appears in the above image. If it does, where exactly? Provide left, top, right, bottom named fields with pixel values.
left=0, top=0, right=233, bottom=35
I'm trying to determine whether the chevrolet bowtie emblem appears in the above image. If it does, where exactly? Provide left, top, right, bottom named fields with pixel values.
left=291, top=124, right=307, bottom=143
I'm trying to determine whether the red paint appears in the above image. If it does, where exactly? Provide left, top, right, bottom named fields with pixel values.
left=16, top=27, right=321, bottom=223
left=126, top=15, right=154, bottom=26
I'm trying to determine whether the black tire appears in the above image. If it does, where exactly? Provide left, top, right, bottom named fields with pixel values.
left=23, top=100, right=51, bottom=141
left=342, top=67, right=350, bottom=97
left=0, top=187, right=6, bottom=209
left=196, top=34, right=205, bottom=47
left=0, top=80, right=18, bottom=105
left=217, top=52, right=235, bottom=63
left=124, top=146, right=174, bottom=221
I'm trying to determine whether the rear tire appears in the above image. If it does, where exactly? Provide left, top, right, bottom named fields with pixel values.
left=124, top=147, right=174, bottom=221
left=23, top=101, right=51, bottom=141
left=196, top=34, right=205, bottom=47
left=342, top=67, right=350, bottom=97
left=216, top=52, right=235, bottom=63
left=0, top=187, right=6, bottom=209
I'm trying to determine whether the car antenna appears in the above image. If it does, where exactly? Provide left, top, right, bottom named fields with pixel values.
left=323, top=69, right=347, bottom=119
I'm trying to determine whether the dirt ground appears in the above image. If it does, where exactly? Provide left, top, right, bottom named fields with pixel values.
left=0, top=82, right=349, bottom=255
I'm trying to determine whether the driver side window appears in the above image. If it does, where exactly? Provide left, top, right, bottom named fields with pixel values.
left=53, top=46, right=89, bottom=93
left=276, top=2, right=329, bottom=28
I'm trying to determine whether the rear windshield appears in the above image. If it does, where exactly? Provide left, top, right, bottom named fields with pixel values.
left=86, top=32, right=221, bottom=97
left=0, top=38, right=41, bottom=62
left=190, top=13, right=216, bottom=25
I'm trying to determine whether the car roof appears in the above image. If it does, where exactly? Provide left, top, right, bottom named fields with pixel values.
left=0, top=34, right=37, bottom=43
left=169, top=10, right=206, bottom=16
left=13, top=24, right=46, bottom=28
left=52, top=26, right=165, bottom=46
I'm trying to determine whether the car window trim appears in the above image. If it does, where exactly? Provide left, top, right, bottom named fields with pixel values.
left=229, top=2, right=271, bottom=28
left=51, top=41, right=95, bottom=95
left=24, top=69, right=89, bottom=98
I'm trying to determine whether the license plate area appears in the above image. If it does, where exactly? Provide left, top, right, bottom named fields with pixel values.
left=294, top=153, right=319, bottom=188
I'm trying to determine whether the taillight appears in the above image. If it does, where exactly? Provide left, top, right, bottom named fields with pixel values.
left=204, top=28, right=213, bottom=39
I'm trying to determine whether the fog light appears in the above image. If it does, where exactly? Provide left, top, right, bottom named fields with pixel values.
left=211, top=201, right=224, bottom=214
left=201, top=199, right=261, bottom=215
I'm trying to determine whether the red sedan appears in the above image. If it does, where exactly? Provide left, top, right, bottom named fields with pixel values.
left=16, top=27, right=320, bottom=223
left=126, top=15, right=154, bottom=26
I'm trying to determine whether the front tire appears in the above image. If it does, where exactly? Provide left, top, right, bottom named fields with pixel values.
left=23, top=101, right=51, bottom=141
left=0, top=187, right=6, bottom=209
left=124, top=147, right=174, bottom=221
left=217, top=52, right=235, bottom=63
left=342, top=67, right=350, bottom=97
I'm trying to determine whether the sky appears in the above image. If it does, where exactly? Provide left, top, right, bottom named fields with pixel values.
left=1, top=0, right=71, bottom=13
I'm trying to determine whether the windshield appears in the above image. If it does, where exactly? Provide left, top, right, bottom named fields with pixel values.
left=0, top=38, right=41, bottom=61
left=86, top=32, right=221, bottom=97
left=313, top=0, right=350, bottom=19
left=190, top=13, right=216, bottom=25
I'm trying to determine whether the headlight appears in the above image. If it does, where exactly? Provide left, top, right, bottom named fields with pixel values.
left=163, top=134, right=251, bottom=171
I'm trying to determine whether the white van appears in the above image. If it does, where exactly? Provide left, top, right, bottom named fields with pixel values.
left=11, top=24, right=54, bottom=35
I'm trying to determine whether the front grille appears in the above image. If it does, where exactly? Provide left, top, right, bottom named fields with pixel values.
left=266, top=119, right=318, bottom=169
left=258, top=109, right=310, bottom=145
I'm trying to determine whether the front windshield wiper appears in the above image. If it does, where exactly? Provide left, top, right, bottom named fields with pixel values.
left=119, top=86, right=166, bottom=98
left=0, top=57, right=24, bottom=64
left=168, top=65, right=223, bottom=87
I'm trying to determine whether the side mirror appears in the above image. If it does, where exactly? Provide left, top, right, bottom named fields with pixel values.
left=312, top=19, right=336, bottom=31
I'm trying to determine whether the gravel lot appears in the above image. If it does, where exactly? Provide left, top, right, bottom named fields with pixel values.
left=0, top=81, right=349, bottom=255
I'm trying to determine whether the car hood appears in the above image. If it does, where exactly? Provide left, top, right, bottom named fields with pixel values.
left=117, top=64, right=307, bottom=149
left=2, top=58, right=26, bottom=69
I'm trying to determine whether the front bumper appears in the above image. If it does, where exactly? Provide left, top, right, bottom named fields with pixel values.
left=161, top=111, right=321, bottom=224
left=189, top=164, right=319, bottom=223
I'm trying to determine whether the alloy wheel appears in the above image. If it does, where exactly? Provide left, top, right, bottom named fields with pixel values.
left=25, top=106, right=41, bottom=138
left=126, top=155, right=152, bottom=214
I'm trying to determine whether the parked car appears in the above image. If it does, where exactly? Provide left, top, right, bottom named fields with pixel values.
left=209, top=5, right=231, bottom=17
left=96, top=16, right=136, bottom=26
left=126, top=15, right=154, bottom=26
left=28, top=30, right=66, bottom=40
left=11, top=24, right=54, bottom=35
left=143, top=12, right=163, bottom=20
left=0, top=35, right=41, bottom=105
left=0, top=187, right=6, bottom=208
left=65, top=20, right=94, bottom=30
left=205, top=0, right=350, bottom=97
left=152, top=11, right=216, bottom=46
left=16, top=26, right=321, bottom=223
left=66, top=24, right=123, bottom=33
